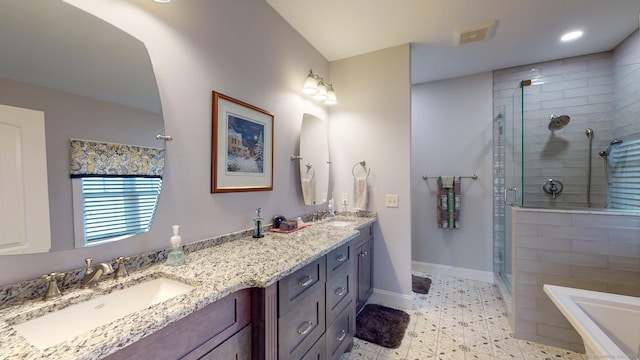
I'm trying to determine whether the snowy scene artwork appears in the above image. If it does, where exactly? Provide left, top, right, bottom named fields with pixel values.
left=212, top=92, right=273, bottom=193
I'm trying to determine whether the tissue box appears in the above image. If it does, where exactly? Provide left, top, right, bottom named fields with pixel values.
left=279, top=220, right=297, bottom=231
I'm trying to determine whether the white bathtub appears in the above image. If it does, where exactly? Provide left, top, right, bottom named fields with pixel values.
left=543, top=285, right=640, bottom=359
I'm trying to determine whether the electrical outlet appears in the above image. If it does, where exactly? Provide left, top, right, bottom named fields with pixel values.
left=385, top=194, right=399, bottom=208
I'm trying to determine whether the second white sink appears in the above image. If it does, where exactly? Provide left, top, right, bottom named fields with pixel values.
left=325, top=220, right=352, bottom=227
left=12, top=277, right=194, bottom=350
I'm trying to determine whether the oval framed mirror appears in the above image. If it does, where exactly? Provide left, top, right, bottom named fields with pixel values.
left=299, top=113, right=329, bottom=206
left=0, top=1, right=164, bottom=254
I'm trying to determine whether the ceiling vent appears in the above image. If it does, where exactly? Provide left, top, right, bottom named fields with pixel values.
left=454, top=20, right=498, bottom=46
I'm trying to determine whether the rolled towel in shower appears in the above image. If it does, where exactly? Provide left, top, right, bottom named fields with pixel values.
left=354, top=176, right=368, bottom=211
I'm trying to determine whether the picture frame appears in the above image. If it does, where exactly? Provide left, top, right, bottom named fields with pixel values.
left=211, top=91, right=274, bottom=193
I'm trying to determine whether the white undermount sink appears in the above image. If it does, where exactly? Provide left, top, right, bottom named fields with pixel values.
left=325, top=220, right=352, bottom=227
left=12, top=277, right=194, bottom=350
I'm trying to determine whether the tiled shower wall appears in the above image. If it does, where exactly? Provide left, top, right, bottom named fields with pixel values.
left=512, top=208, right=640, bottom=352
left=493, top=52, right=616, bottom=209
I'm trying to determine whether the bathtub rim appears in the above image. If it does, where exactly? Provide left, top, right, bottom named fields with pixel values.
left=543, top=284, right=640, bottom=359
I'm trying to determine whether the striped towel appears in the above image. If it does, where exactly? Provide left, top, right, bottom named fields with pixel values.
left=437, top=176, right=461, bottom=229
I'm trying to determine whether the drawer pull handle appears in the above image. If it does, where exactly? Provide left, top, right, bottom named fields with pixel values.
left=298, top=276, right=314, bottom=287
left=336, top=254, right=347, bottom=263
left=297, top=321, right=313, bottom=335
left=336, top=330, right=347, bottom=342
left=335, top=287, right=347, bottom=297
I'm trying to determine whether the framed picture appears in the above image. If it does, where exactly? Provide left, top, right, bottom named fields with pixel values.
left=211, top=91, right=274, bottom=193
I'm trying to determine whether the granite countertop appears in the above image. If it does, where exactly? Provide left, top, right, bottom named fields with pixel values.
left=0, top=215, right=376, bottom=360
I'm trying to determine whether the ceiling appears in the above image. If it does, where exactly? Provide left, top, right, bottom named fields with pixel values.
left=266, top=0, right=640, bottom=84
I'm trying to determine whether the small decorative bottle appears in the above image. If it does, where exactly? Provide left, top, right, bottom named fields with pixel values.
left=253, top=208, right=264, bottom=238
left=166, top=225, right=186, bottom=266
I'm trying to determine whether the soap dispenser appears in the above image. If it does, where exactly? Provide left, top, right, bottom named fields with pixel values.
left=253, top=208, right=264, bottom=238
left=166, top=225, right=186, bottom=266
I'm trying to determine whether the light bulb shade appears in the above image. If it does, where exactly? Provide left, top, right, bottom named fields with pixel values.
left=302, top=70, right=319, bottom=95
left=313, top=80, right=328, bottom=100
left=324, top=85, right=338, bottom=105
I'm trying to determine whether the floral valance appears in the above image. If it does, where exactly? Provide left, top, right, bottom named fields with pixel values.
left=69, top=139, right=165, bottom=178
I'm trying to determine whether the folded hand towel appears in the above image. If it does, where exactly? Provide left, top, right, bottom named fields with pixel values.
left=302, top=176, right=315, bottom=205
left=354, top=176, right=368, bottom=211
left=440, top=175, right=455, bottom=188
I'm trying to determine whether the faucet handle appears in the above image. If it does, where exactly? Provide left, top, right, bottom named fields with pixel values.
left=112, top=256, right=130, bottom=279
left=41, top=272, right=65, bottom=300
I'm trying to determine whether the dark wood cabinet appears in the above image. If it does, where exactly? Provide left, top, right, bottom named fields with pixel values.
left=105, top=289, right=251, bottom=360
left=355, top=225, right=374, bottom=313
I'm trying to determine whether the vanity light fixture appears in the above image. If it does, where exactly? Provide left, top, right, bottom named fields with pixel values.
left=302, top=69, right=338, bottom=105
left=153, top=0, right=171, bottom=3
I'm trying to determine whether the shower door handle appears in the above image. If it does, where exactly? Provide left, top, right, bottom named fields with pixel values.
left=504, top=188, right=519, bottom=206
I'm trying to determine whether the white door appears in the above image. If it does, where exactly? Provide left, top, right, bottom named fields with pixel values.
left=0, top=104, right=51, bottom=254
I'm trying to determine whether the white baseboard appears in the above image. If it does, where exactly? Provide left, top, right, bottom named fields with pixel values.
left=412, top=261, right=494, bottom=283
left=369, top=288, right=413, bottom=310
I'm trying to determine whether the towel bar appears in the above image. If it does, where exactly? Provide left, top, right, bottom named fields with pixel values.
left=422, top=174, right=478, bottom=180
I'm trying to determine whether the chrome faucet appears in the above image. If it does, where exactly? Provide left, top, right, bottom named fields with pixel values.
left=42, top=272, right=65, bottom=300
left=81, top=257, right=114, bottom=288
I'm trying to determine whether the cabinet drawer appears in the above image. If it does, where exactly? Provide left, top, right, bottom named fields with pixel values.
left=278, top=285, right=326, bottom=360
left=326, top=261, right=354, bottom=325
left=325, top=305, right=354, bottom=360
left=107, top=289, right=250, bottom=360
left=326, top=242, right=352, bottom=280
left=301, top=334, right=326, bottom=360
left=196, top=324, right=251, bottom=360
left=279, top=257, right=326, bottom=312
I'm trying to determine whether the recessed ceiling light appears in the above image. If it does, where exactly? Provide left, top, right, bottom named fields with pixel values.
left=561, top=30, right=583, bottom=42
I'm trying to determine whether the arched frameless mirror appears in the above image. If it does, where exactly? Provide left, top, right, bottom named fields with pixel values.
left=0, top=1, right=164, bottom=254
left=299, top=113, right=329, bottom=206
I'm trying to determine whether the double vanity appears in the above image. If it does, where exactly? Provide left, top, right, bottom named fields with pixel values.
left=0, top=215, right=376, bottom=360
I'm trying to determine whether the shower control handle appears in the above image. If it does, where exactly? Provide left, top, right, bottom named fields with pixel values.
left=543, top=179, right=563, bottom=199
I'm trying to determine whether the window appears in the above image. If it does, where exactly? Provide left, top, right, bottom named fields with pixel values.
left=73, top=176, right=162, bottom=246
left=608, top=138, right=640, bottom=210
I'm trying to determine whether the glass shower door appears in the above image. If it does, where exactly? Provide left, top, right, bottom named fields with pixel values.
left=501, top=85, right=524, bottom=292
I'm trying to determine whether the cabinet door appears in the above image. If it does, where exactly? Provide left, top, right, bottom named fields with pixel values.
left=356, top=239, right=373, bottom=313
left=108, top=289, right=250, bottom=360
left=197, top=325, right=251, bottom=360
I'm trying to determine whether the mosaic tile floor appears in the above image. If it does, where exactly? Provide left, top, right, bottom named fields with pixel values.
left=342, top=272, right=587, bottom=360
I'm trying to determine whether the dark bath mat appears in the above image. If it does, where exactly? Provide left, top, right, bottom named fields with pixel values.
left=412, top=275, right=432, bottom=294
left=355, top=304, right=410, bottom=349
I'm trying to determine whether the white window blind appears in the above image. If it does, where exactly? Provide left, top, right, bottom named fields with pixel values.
left=608, top=138, right=640, bottom=210
left=79, top=177, right=162, bottom=243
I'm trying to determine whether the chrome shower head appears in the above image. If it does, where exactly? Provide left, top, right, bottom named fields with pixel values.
left=548, top=115, right=570, bottom=131
left=585, top=128, right=593, bottom=138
